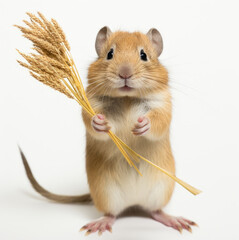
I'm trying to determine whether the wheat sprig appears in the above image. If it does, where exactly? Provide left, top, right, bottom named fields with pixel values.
left=15, top=12, right=201, bottom=195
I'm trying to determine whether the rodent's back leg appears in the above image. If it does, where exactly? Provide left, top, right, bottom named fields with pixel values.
left=150, top=210, right=198, bottom=233
left=80, top=214, right=115, bottom=236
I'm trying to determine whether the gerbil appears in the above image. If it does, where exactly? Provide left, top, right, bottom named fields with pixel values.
left=19, top=27, right=197, bottom=236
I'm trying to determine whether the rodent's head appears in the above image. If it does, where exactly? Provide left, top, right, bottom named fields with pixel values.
left=87, top=27, right=168, bottom=98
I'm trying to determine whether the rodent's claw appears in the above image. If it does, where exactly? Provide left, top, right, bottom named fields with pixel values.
left=80, top=215, right=115, bottom=236
left=92, top=114, right=111, bottom=133
left=132, top=116, right=150, bottom=136
left=151, top=210, right=197, bottom=234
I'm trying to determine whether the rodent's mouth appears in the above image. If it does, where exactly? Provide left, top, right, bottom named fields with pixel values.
left=119, top=85, right=134, bottom=92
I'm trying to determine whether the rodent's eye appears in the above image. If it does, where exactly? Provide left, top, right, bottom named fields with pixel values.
left=140, top=49, right=147, bottom=61
left=107, top=48, right=114, bottom=60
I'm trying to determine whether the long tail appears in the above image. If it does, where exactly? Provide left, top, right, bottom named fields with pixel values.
left=18, top=147, right=92, bottom=203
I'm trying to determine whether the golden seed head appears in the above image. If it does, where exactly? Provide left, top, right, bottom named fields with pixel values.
left=16, top=13, right=74, bottom=99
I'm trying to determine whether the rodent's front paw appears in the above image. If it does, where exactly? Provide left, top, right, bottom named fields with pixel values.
left=132, top=116, right=151, bottom=136
left=91, top=114, right=111, bottom=133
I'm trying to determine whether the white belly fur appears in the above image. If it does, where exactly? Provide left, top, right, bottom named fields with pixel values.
left=103, top=102, right=170, bottom=215
left=105, top=160, right=169, bottom=215
left=90, top=92, right=172, bottom=215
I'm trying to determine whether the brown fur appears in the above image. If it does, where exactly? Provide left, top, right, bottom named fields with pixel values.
left=18, top=29, right=175, bottom=215
left=87, top=31, right=168, bottom=99
left=83, top=30, right=175, bottom=216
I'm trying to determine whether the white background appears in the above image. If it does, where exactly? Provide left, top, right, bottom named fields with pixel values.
left=1, top=0, right=239, bottom=239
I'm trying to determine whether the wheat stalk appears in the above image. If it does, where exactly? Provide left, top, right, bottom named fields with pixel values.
left=15, top=12, right=201, bottom=195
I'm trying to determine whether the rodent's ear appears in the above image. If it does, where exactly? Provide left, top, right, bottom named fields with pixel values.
left=146, top=28, right=163, bottom=57
left=95, top=26, right=112, bottom=56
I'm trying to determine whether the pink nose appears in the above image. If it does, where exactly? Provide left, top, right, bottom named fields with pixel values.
left=119, top=73, right=132, bottom=80
left=118, top=65, right=133, bottom=80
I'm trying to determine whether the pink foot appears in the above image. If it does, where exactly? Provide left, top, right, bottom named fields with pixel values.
left=80, top=214, right=116, bottom=236
left=151, top=210, right=198, bottom=233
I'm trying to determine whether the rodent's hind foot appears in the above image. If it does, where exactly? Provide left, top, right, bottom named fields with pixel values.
left=80, top=214, right=115, bottom=236
left=151, top=210, right=198, bottom=233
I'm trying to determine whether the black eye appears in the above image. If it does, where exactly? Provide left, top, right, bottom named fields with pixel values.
left=140, top=49, right=147, bottom=61
left=107, top=48, right=114, bottom=60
